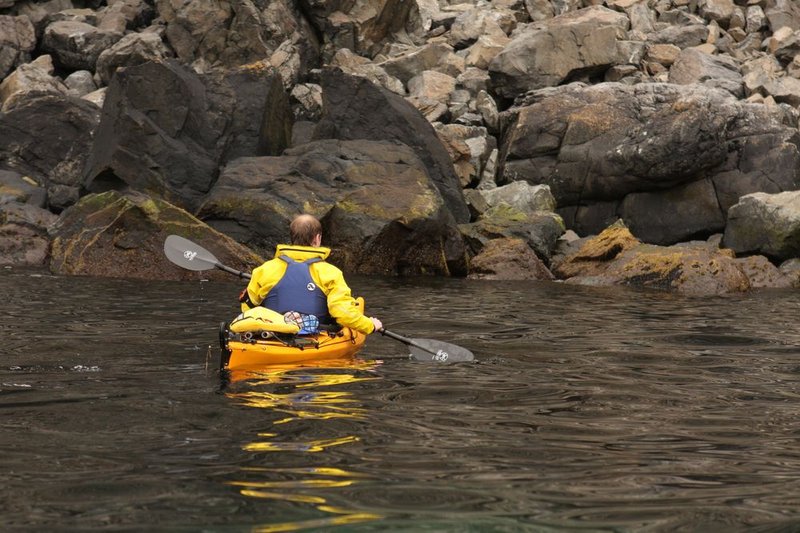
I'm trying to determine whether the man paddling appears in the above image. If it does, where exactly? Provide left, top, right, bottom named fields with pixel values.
left=239, top=214, right=383, bottom=334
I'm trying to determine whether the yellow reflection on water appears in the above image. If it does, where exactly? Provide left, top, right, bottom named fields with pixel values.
left=227, top=359, right=379, bottom=386
left=226, top=360, right=378, bottom=423
left=230, top=479, right=355, bottom=489
left=251, top=510, right=383, bottom=533
left=244, top=435, right=360, bottom=453
left=229, top=390, right=368, bottom=424
left=227, top=359, right=384, bottom=530
left=241, top=467, right=366, bottom=477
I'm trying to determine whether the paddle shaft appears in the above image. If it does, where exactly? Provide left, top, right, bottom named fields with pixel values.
left=218, top=263, right=251, bottom=279
left=380, top=328, right=440, bottom=358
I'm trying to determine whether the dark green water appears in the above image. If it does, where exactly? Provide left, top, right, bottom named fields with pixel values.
left=3, top=267, right=800, bottom=531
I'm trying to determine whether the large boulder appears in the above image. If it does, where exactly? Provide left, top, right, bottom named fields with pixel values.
left=197, top=139, right=468, bottom=276
left=723, top=190, right=800, bottom=262
left=49, top=190, right=262, bottom=280
left=499, top=82, right=800, bottom=241
left=95, top=32, right=173, bottom=85
left=0, top=200, right=57, bottom=267
left=459, top=203, right=565, bottom=264
left=668, top=48, right=744, bottom=97
left=646, top=23, right=708, bottom=49
left=0, top=55, right=67, bottom=112
left=0, top=170, right=57, bottom=267
left=0, top=15, right=36, bottom=80
left=329, top=48, right=405, bottom=95
left=765, top=0, right=800, bottom=32
left=83, top=59, right=292, bottom=212
left=378, top=42, right=466, bottom=86
left=620, top=179, right=726, bottom=245
left=551, top=221, right=640, bottom=279
left=489, top=6, right=630, bottom=99
left=447, top=6, right=516, bottom=50
left=155, top=0, right=313, bottom=72
left=0, top=93, right=100, bottom=212
left=41, top=20, right=123, bottom=71
left=313, top=68, right=470, bottom=224
left=478, top=181, right=556, bottom=214
left=298, top=0, right=413, bottom=58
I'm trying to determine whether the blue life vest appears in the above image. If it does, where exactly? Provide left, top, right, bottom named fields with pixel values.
left=263, top=256, right=330, bottom=322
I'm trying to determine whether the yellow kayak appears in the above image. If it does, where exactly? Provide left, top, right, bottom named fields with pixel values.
left=219, top=297, right=367, bottom=371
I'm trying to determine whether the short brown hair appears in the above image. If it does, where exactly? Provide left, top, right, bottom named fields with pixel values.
left=289, top=214, right=322, bottom=246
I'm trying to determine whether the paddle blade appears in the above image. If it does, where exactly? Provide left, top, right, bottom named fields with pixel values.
left=407, top=338, right=474, bottom=363
left=164, top=235, right=220, bottom=271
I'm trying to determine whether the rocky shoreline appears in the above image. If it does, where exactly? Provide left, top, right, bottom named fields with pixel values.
left=2, top=0, right=800, bottom=295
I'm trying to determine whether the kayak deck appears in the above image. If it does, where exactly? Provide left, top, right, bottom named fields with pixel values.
left=219, top=297, right=368, bottom=371
left=222, top=328, right=366, bottom=370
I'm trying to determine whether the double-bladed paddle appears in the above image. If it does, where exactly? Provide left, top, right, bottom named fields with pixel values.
left=164, top=235, right=474, bottom=363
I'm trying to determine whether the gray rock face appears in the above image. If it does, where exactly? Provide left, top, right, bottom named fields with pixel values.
left=0, top=170, right=46, bottom=207
left=63, top=70, right=96, bottom=97
left=500, top=82, right=800, bottom=242
left=197, top=139, right=468, bottom=276
left=379, top=43, right=465, bottom=85
left=313, top=68, right=470, bottom=224
left=95, top=32, right=172, bottom=85
left=765, top=0, right=800, bottom=33
left=41, top=20, right=123, bottom=71
left=0, top=93, right=100, bottom=211
left=0, top=15, right=36, bottom=80
left=668, top=48, right=744, bottom=97
left=83, top=59, right=291, bottom=211
left=298, top=0, right=414, bottom=58
left=489, top=6, right=630, bottom=99
left=155, top=0, right=308, bottom=71
left=0, top=200, right=56, bottom=267
left=723, top=191, right=800, bottom=262
left=0, top=55, right=67, bottom=112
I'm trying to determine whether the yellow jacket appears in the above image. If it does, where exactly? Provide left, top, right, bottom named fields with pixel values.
left=243, top=244, right=375, bottom=334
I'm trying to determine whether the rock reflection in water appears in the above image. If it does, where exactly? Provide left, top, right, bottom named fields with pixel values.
left=225, top=360, right=384, bottom=530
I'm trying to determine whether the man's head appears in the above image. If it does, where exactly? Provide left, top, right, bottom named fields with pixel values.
left=290, top=214, right=322, bottom=246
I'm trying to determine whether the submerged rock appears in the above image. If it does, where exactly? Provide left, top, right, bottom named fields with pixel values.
left=552, top=222, right=640, bottom=279
left=554, top=221, right=751, bottom=295
left=734, top=255, right=794, bottom=289
left=468, top=236, right=554, bottom=280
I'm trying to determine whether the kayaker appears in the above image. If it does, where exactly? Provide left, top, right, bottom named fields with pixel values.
left=239, top=214, right=383, bottom=334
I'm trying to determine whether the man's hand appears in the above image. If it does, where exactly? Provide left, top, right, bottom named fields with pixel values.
left=370, top=317, right=383, bottom=332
